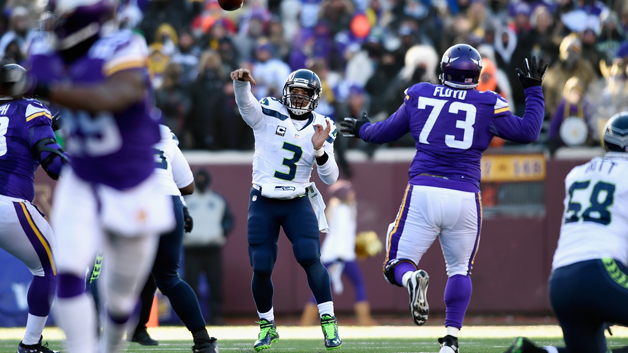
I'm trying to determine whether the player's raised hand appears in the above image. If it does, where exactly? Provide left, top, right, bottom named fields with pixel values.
left=230, top=68, right=257, bottom=85
left=312, top=120, right=331, bottom=150
left=516, top=56, right=548, bottom=89
left=340, top=111, right=371, bottom=138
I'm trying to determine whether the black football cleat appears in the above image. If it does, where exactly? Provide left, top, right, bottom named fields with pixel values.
left=320, top=314, right=342, bottom=350
left=131, top=330, right=159, bottom=346
left=438, top=335, right=459, bottom=353
left=503, top=337, right=547, bottom=353
left=254, top=319, right=279, bottom=351
left=408, top=269, right=429, bottom=325
left=17, top=336, right=58, bottom=353
left=192, top=336, right=219, bottom=353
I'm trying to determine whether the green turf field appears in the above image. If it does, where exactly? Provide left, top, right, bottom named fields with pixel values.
left=1, top=326, right=628, bottom=352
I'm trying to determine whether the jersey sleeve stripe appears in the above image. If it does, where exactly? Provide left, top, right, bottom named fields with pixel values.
left=261, top=107, right=289, bottom=121
left=26, top=111, right=52, bottom=121
left=494, top=107, right=509, bottom=114
left=103, top=59, right=146, bottom=76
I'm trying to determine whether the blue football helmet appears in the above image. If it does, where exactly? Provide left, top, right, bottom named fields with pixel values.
left=49, top=0, right=116, bottom=51
left=282, top=69, right=321, bottom=116
left=439, top=44, right=483, bottom=89
left=603, top=112, right=628, bottom=152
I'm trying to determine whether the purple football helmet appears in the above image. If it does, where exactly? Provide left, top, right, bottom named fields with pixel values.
left=439, top=44, right=483, bottom=89
left=49, top=0, right=116, bottom=51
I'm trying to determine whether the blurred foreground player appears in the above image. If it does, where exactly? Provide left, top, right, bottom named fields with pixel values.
left=231, top=67, right=341, bottom=351
left=129, top=124, right=218, bottom=352
left=3, top=1, right=175, bottom=352
left=0, top=64, right=68, bottom=353
left=504, top=112, right=628, bottom=353
left=341, top=44, right=546, bottom=353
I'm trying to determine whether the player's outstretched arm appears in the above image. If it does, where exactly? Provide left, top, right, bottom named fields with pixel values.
left=313, top=120, right=339, bottom=185
left=231, top=68, right=264, bottom=130
left=342, top=106, right=411, bottom=144
left=491, top=56, right=547, bottom=143
left=30, top=125, right=70, bottom=180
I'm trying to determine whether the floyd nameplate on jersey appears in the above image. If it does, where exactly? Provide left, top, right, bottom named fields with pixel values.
left=276, top=126, right=287, bottom=137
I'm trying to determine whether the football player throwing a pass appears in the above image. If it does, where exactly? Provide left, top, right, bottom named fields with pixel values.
left=231, top=67, right=341, bottom=351
left=2, top=1, right=175, bottom=352
left=504, top=112, right=628, bottom=353
left=341, top=44, right=546, bottom=353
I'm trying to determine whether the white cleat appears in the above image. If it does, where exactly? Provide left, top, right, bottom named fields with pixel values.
left=407, top=269, right=429, bottom=325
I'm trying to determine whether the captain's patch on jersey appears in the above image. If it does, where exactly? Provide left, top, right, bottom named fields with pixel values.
left=276, top=126, right=286, bottom=137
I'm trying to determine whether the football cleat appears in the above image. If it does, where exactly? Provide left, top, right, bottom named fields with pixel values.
left=503, top=337, right=547, bottom=353
left=192, top=337, right=219, bottom=353
left=407, top=269, right=429, bottom=325
left=438, top=335, right=459, bottom=353
left=17, top=336, right=58, bottom=353
left=254, top=319, right=279, bottom=351
left=320, top=314, right=342, bottom=350
left=131, top=330, right=159, bottom=346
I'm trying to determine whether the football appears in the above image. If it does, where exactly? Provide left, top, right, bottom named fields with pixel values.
left=218, top=0, right=243, bottom=11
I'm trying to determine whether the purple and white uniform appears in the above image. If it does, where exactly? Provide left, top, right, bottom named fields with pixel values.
left=361, top=82, right=544, bottom=329
left=27, top=30, right=174, bottom=279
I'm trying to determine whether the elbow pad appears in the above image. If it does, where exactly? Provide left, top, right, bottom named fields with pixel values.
left=32, top=137, right=70, bottom=180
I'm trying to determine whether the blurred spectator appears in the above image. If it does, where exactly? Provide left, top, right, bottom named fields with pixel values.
left=548, top=77, right=596, bottom=151
left=597, top=12, right=624, bottom=63
left=0, top=6, right=34, bottom=59
left=155, top=63, right=192, bottom=136
left=267, top=16, right=291, bottom=62
left=147, top=42, right=172, bottom=89
left=171, top=29, right=202, bottom=84
left=252, top=39, right=291, bottom=98
left=543, top=35, right=597, bottom=118
left=594, top=58, right=628, bottom=134
left=318, top=0, right=355, bottom=37
left=139, top=0, right=202, bottom=44
left=217, top=37, right=240, bottom=73
left=234, top=14, right=266, bottom=62
left=183, top=169, right=233, bottom=326
left=508, top=2, right=532, bottom=35
left=581, top=27, right=605, bottom=77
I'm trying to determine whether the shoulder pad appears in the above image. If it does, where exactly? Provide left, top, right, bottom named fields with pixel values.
left=25, top=101, right=51, bottom=122
left=259, top=96, right=283, bottom=109
left=260, top=97, right=290, bottom=120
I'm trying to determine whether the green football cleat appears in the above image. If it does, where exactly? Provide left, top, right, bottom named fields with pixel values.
left=253, top=319, right=279, bottom=351
left=503, top=337, right=547, bottom=353
left=320, top=314, right=342, bottom=350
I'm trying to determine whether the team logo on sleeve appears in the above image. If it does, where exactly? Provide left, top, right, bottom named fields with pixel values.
left=276, top=126, right=286, bottom=137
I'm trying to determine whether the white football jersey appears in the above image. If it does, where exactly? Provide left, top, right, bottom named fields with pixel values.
left=153, top=124, right=194, bottom=196
left=552, top=153, right=628, bottom=270
left=249, top=96, right=337, bottom=188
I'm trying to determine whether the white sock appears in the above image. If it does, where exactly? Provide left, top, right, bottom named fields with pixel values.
left=23, top=314, right=47, bottom=345
left=317, top=301, right=334, bottom=318
left=54, top=294, right=97, bottom=353
left=446, top=326, right=459, bottom=337
left=100, top=314, right=131, bottom=353
left=258, top=308, right=275, bottom=322
left=402, top=271, right=414, bottom=287
left=543, top=346, right=559, bottom=353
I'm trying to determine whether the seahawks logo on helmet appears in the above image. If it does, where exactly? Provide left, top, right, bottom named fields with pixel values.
left=282, top=69, right=322, bottom=116
left=603, top=112, right=628, bottom=152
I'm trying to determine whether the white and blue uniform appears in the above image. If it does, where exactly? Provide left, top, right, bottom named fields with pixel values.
left=549, top=153, right=628, bottom=353
left=234, top=79, right=339, bottom=316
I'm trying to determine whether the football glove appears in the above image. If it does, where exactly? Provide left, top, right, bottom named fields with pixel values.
left=183, top=206, right=193, bottom=233
left=340, top=111, right=371, bottom=138
left=51, top=112, right=62, bottom=132
left=516, top=56, right=548, bottom=89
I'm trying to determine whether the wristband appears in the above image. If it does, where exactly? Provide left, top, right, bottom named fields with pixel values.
left=314, top=147, right=325, bottom=157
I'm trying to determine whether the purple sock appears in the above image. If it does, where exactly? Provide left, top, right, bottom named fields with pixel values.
left=28, top=274, right=57, bottom=317
left=57, top=273, right=85, bottom=299
left=444, top=275, right=472, bottom=329
left=393, top=262, right=417, bottom=286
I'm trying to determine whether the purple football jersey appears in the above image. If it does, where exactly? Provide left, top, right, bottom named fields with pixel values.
left=359, top=83, right=545, bottom=192
left=27, top=30, right=159, bottom=190
left=0, top=99, right=56, bottom=201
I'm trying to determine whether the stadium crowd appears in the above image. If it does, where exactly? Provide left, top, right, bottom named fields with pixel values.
left=0, top=0, right=627, bottom=153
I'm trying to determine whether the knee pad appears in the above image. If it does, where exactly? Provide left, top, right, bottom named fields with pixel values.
left=292, top=239, right=320, bottom=267
left=383, top=258, right=417, bottom=287
left=250, top=246, right=275, bottom=277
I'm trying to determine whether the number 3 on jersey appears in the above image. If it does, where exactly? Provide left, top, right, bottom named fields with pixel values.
left=418, top=97, right=476, bottom=150
left=565, top=180, right=616, bottom=225
left=274, top=142, right=302, bottom=181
